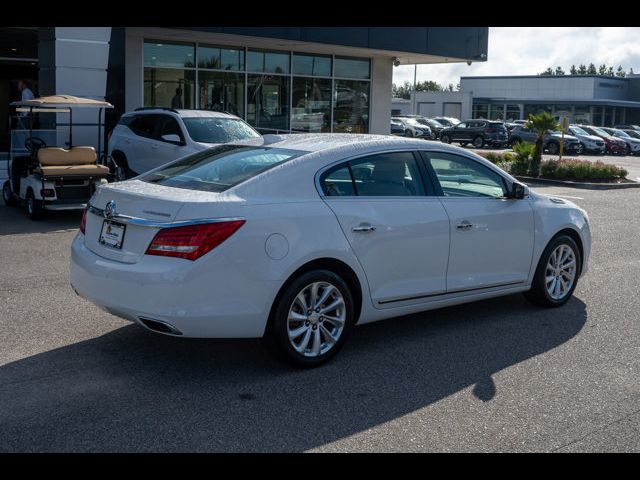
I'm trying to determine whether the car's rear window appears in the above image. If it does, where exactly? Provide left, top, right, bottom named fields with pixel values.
left=140, top=145, right=304, bottom=192
left=182, top=117, right=260, bottom=144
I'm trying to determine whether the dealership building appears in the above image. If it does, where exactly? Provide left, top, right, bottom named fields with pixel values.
left=0, top=26, right=488, bottom=158
left=394, top=73, right=640, bottom=126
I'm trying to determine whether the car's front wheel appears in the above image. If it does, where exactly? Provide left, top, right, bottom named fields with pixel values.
left=264, top=270, right=355, bottom=367
left=524, top=235, right=581, bottom=307
left=440, top=134, right=451, bottom=144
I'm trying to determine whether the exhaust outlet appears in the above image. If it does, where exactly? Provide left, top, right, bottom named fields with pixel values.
left=139, top=317, right=183, bottom=336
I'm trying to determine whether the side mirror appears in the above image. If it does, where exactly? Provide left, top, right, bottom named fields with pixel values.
left=161, top=134, right=183, bottom=145
left=508, top=182, right=528, bottom=199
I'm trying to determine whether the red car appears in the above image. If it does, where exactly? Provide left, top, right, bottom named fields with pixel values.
left=580, top=125, right=628, bottom=155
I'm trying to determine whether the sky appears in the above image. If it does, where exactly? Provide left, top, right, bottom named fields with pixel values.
left=392, top=27, right=640, bottom=88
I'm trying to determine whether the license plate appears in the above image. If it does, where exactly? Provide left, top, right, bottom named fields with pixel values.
left=99, top=220, right=126, bottom=249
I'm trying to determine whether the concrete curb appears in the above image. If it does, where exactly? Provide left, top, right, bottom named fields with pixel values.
left=515, top=176, right=640, bottom=190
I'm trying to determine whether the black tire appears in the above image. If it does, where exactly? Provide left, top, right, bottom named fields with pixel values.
left=404, top=129, right=414, bottom=138
left=524, top=234, right=581, bottom=308
left=111, top=152, right=135, bottom=179
left=263, top=269, right=355, bottom=368
left=440, top=134, right=451, bottom=144
left=25, top=188, right=44, bottom=221
left=472, top=136, right=484, bottom=148
left=2, top=180, right=18, bottom=207
left=546, top=141, right=559, bottom=155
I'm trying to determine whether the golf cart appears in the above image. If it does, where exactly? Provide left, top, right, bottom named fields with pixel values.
left=2, top=95, right=113, bottom=220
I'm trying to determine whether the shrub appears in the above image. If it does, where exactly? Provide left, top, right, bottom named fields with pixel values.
left=539, top=158, right=628, bottom=181
left=512, top=141, right=535, bottom=162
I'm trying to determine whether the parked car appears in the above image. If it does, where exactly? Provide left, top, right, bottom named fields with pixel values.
left=600, top=127, right=640, bottom=155
left=390, top=118, right=405, bottom=136
left=394, top=115, right=444, bottom=139
left=390, top=117, right=432, bottom=139
left=432, top=116, right=461, bottom=127
left=439, top=119, right=509, bottom=148
left=509, top=126, right=583, bottom=155
left=613, top=124, right=640, bottom=132
left=567, top=125, right=606, bottom=155
left=621, top=129, right=640, bottom=140
left=512, top=120, right=527, bottom=125
left=108, top=108, right=261, bottom=178
left=71, top=134, right=590, bottom=367
left=579, top=125, right=628, bottom=155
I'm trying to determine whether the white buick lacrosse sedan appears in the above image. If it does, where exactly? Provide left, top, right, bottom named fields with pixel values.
left=71, top=134, right=590, bottom=367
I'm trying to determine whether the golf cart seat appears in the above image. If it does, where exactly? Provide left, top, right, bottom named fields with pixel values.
left=36, top=146, right=110, bottom=177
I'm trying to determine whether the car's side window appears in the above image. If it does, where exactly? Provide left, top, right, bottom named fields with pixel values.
left=321, top=165, right=356, bottom=197
left=457, top=122, right=467, bottom=129
left=128, top=115, right=159, bottom=139
left=158, top=115, right=185, bottom=142
left=427, top=153, right=507, bottom=198
left=350, top=152, right=425, bottom=197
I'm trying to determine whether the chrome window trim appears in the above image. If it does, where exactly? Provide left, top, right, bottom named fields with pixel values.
left=88, top=204, right=244, bottom=229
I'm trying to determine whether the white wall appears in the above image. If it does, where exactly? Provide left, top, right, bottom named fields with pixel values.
left=392, top=91, right=472, bottom=119
left=369, top=56, right=393, bottom=134
left=460, top=76, right=598, bottom=102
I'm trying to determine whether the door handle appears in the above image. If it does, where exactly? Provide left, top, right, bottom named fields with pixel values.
left=352, top=223, right=376, bottom=233
left=456, top=222, right=474, bottom=231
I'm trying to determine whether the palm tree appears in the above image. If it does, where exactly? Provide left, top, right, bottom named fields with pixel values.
left=525, top=112, right=559, bottom=177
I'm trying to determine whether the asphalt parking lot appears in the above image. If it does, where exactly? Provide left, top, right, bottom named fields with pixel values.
left=1, top=183, right=639, bottom=452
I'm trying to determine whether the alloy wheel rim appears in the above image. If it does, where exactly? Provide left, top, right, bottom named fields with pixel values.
left=545, top=244, right=577, bottom=300
left=287, top=281, right=346, bottom=357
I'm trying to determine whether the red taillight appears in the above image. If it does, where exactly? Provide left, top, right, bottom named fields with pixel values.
left=80, top=207, right=88, bottom=234
left=145, top=220, right=245, bottom=261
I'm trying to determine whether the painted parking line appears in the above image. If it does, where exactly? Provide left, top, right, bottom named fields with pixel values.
left=553, top=195, right=584, bottom=200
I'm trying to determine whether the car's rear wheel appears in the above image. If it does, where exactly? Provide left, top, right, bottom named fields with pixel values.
left=2, top=180, right=18, bottom=207
left=524, top=235, right=581, bottom=307
left=111, top=152, right=135, bottom=179
left=440, top=134, right=451, bottom=144
left=264, top=270, right=355, bottom=367
left=25, top=188, right=44, bottom=221
left=547, top=141, right=560, bottom=155
left=472, top=136, right=484, bottom=148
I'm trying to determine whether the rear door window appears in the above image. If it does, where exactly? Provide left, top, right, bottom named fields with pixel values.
left=128, top=115, right=161, bottom=139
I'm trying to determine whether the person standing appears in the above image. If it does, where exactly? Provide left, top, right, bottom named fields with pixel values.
left=18, top=79, right=34, bottom=101
left=171, top=87, right=183, bottom=109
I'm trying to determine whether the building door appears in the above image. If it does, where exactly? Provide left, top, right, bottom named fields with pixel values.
left=443, top=102, right=462, bottom=119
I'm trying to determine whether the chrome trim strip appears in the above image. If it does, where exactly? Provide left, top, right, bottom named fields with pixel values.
left=377, top=280, right=525, bottom=305
left=88, top=203, right=244, bottom=228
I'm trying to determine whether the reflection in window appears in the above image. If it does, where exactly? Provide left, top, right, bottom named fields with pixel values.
left=322, top=166, right=355, bottom=196
left=144, top=68, right=195, bottom=109
left=291, top=78, right=331, bottom=133
left=333, top=80, right=369, bottom=133
left=247, top=49, right=290, bottom=74
left=350, top=152, right=425, bottom=197
left=334, top=57, right=370, bottom=79
left=247, top=75, right=290, bottom=132
left=292, top=54, right=331, bottom=77
left=429, top=153, right=506, bottom=198
left=198, top=71, right=244, bottom=117
left=198, top=45, right=244, bottom=71
left=144, top=41, right=195, bottom=68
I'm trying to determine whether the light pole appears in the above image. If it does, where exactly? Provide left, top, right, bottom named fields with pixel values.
left=412, top=64, right=417, bottom=115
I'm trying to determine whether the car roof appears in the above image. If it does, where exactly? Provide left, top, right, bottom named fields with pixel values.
left=125, top=108, right=239, bottom=119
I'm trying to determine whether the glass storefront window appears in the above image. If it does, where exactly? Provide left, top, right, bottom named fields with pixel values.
left=198, top=45, right=244, bottom=71
left=505, top=104, right=521, bottom=121
left=144, top=68, right=195, bottom=109
left=292, top=54, right=331, bottom=77
left=144, top=41, right=195, bottom=68
left=473, top=104, right=488, bottom=119
left=247, top=74, right=290, bottom=132
left=198, top=71, right=244, bottom=118
left=333, top=80, right=369, bottom=133
left=247, top=49, right=290, bottom=74
left=291, top=77, right=331, bottom=133
left=334, top=57, right=370, bottom=79
left=488, top=104, right=505, bottom=120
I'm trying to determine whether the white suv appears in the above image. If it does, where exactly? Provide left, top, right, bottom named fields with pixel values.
left=108, top=108, right=260, bottom=178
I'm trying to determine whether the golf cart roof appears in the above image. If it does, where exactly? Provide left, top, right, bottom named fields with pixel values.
left=11, top=95, right=113, bottom=109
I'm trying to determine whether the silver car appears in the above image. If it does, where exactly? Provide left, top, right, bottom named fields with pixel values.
left=567, top=125, right=606, bottom=155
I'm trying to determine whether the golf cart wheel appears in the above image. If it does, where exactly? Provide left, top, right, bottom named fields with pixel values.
left=25, top=189, right=44, bottom=221
left=2, top=180, right=18, bottom=207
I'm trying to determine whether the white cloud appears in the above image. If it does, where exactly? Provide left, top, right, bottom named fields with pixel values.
left=392, top=27, right=640, bottom=88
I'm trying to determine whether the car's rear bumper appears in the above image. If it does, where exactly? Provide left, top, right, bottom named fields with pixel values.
left=70, top=234, right=278, bottom=338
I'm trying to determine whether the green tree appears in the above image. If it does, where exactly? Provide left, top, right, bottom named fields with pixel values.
left=598, top=64, right=607, bottom=75
left=578, top=64, right=587, bottom=74
left=607, top=66, right=615, bottom=76
left=570, top=65, right=578, bottom=75
left=616, top=65, right=626, bottom=77
left=392, top=81, right=412, bottom=99
left=415, top=80, right=443, bottom=92
left=587, top=63, right=597, bottom=74
left=525, top=112, right=560, bottom=177
left=554, top=66, right=565, bottom=75
left=539, top=67, right=554, bottom=76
